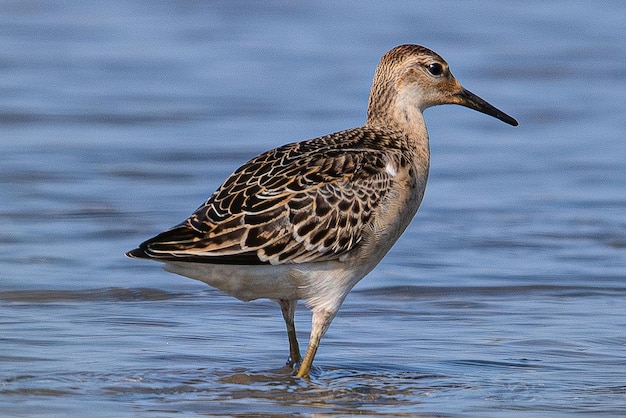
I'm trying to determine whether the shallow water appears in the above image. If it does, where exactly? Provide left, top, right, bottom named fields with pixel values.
left=2, top=0, right=626, bottom=416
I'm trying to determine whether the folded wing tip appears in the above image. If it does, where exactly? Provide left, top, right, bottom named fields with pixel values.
left=125, top=247, right=148, bottom=259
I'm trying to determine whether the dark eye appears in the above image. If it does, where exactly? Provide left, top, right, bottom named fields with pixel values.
left=427, top=63, right=444, bottom=76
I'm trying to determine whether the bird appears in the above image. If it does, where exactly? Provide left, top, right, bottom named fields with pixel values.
left=126, top=44, right=518, bottom=378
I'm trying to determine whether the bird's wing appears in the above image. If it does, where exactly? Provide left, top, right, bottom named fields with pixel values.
left=128, top=129, right=408, bottom=265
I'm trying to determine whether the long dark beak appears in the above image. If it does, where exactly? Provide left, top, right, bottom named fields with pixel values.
left=458, top=88, right=518, bottom=126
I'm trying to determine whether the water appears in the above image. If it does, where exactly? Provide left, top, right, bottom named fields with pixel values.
left=1, top=0, right=625, bottom=415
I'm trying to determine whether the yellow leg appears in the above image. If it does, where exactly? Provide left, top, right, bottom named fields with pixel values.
left=278, top=299, right=301, bottom=367
left=295, top=309, right=335, bottom=378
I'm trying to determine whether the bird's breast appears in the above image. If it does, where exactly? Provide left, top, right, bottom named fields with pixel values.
left=350, top=156, right=428, bottom=268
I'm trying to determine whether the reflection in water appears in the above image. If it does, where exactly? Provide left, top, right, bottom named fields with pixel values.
left=2, top=284, right=625, bottom=415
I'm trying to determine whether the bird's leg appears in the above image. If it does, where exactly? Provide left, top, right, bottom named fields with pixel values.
left=295, top=308, right=335, bottom=378
left=278, top=299, right=301, bottom=368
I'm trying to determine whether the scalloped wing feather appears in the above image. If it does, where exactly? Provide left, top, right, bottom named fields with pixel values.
left=133, top=128, right=410, bottom=265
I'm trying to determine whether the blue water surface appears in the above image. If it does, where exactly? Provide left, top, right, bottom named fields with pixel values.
left=1, top=0, right=625, bottom=416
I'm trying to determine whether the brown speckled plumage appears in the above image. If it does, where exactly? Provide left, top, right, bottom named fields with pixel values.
left=129, top=127, right=414, bottom=265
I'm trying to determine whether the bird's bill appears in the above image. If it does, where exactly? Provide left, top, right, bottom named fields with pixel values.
left=457, top=88, right=518, bottom=126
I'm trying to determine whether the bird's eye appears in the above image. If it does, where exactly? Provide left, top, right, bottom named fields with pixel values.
left=427, top=63, right=444, bottom=76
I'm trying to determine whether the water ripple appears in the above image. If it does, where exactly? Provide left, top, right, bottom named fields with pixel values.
left=0, top=288, right=184, bottom=303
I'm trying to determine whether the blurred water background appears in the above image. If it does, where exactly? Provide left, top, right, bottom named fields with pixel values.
left=1, top=0, right=625, bottom=416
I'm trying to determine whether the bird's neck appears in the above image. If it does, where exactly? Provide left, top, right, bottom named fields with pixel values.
left=366, top=97, right=430, bottom=159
